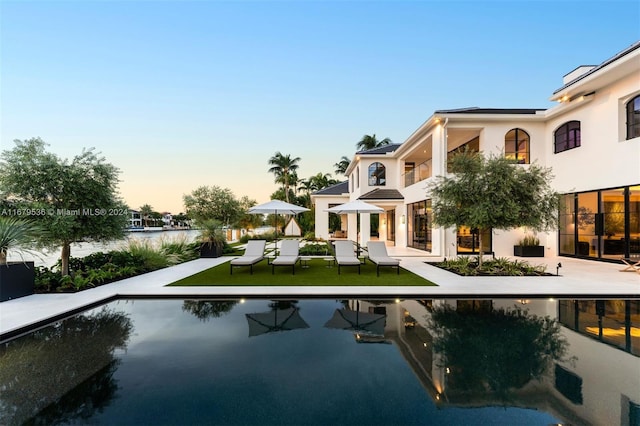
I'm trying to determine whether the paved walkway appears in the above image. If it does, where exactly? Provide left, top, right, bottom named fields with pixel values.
left=1, top=253, right=638, bottom=341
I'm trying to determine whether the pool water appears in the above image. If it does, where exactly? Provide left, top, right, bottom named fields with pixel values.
left=1, top=298, right=638, bottom=425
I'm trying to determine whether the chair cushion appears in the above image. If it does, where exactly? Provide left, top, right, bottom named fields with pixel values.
left=230, top=256, right=263, bottom=266
left=369, top=256, right=399, bottom=266
left=272, top=256, right=299, bottom=266
left=336, top=257, right=361, bottom=266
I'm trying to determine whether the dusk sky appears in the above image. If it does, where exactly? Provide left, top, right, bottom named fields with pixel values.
left=2, top=1, right=638, bottom=214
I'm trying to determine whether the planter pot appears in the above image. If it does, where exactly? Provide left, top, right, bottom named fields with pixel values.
left=513, top=245, right=545, bottom=257
left=0, top=262, right=35, bottom=302
left=200, top=243, right=222, bottom=258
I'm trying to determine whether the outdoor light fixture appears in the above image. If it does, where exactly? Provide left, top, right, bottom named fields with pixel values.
left=401, top=215, right=405, bottom=224
left=556, top=262, right=562, bottom=276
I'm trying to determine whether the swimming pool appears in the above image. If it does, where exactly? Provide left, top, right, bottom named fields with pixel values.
left=1, top=298, right=638, bottom=425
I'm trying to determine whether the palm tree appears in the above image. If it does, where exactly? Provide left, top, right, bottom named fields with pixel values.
left=297, top=178, right=313, bottom=208
left=356, top=134, right=392, bottom=151
left=139, top=204, right=153, bottom=228
left=334, top=156, right=351, bottom=175
left=268, top=152, right=301, bottom=203
left=308, top=172, right=338, bottom=191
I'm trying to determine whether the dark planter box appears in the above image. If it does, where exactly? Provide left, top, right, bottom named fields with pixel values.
left=0, top=262, right=35, bottom=302
left=200, top=243, right=222, bottom=258
left=513, top=245, right=545, bottom=257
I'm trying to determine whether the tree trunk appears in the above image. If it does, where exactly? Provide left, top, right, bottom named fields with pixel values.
left=478, top=230, right=484, bottom=268
left=61, top=242, right=71, bottom=276
left=0, top=252, right=6, bottom=266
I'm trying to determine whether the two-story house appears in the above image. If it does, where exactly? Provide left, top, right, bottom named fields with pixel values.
left=313, top=41, right=640, bottom=262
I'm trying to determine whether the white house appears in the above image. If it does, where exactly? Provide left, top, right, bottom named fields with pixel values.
left=313, top=41, right=640, bottom=262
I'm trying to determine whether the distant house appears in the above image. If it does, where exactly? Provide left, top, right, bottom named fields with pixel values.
left=128, top=210, right=143, bottom=229
left=162, top=212, right=173, bottom=228
left=313, top=41, right=640, bottom=262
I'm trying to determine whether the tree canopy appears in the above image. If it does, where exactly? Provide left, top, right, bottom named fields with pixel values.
left=429, top=150, right=560, bottom=265
left=0, top=138, right=129, bottom=275
left=356, top=134, right=392, bottom=151
left=183, top=185, right=242, bottom=226
left=268, top=152, right=300, bottom=203
left=334, top=156, right=351, bottom=175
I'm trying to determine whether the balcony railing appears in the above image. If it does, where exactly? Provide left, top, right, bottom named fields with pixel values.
left=402, top=159, right=432, bottom=187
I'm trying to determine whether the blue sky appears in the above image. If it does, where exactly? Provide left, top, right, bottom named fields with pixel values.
left=2, top=1, right=638, bottom=213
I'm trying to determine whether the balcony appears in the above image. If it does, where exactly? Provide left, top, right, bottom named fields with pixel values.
left=403, top=159, right=432, bottom=187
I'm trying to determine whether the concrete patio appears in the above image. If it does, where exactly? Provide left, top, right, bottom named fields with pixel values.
left=1, top=252, right=638, bottom=341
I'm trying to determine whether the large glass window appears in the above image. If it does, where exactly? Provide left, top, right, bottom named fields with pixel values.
left=407, top=200, right=431, bottom=252
left=368, top=162, right=386, bottom=186
left=559, top=299, right=640, bottom=356
left=559, top=194, right=576, bottom=256
left=447, top=137, right=479, bottom=172
left=456, top=226, right=492, bottom=255
left=627, top=95, right=640, bottom=140
left=554, top=121, right=581, bottom=153
left=559, top=185, right=640, bottom=260
left=504, top=128, right=530, bottom=164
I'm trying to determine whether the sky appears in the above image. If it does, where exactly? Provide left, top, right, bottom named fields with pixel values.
left=1, top=0, right=639, bottom=214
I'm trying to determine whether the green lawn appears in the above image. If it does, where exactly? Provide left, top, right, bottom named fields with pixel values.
left=169, top=258, right=437, bottom=287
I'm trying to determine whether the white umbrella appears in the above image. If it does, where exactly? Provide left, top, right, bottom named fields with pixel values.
left=324, top=308, right=386, bottom=337
left=325, top=200, right=383, bottom=249
left=248, top=200, right=309, bottom=248
left=246, top=307, right=310, bottom=337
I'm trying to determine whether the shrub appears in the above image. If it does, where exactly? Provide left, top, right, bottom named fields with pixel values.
left=299, top=242, right=332, bottom=256
left=433, top=256, right=548, bottom=276
left=518, top=234, right=540, bottom=246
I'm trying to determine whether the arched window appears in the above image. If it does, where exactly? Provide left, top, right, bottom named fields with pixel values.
left=368, top=162, right=386, bottom=186
left=504, top=128, right=530, bottom=164
left=554, top=121, right=581, bottom=154
left=627, top=95, right=640, bottom=140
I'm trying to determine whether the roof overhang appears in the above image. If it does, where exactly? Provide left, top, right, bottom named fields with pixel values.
left=550, top=41, right=640, bottom=102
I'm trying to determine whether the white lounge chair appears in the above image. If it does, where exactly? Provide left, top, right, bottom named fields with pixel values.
left=367, top=241, right=400, bottom=276
left=620, top=256, right=640, bottom=274
left=271, top=240, right=300, bottom=275
left=230, top=240, right=266, bottom=274
left=333, top=240, right=361, bottom=274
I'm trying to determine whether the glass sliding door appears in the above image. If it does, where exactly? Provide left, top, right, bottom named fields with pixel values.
left=577, top=192, right=598, bottom=257
left=559, top=194, right=576, bottom=255
left=629, top=185, right=640, bottom=257
left=456, top=226, right=492, bottom=255
left=560, top=185, right=640, bottom=260
left=407, top=200, right=431, bottom=252
left=601, top=188, right=626, bottom=259
left=386, top=210, right=395, bottom=243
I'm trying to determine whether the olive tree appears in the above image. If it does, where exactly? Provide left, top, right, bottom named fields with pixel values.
left=0, top=138, right=129, bottom=275
left=182, top=185, right=242, bottom=227
left=429, top=150, right=560, bottom=266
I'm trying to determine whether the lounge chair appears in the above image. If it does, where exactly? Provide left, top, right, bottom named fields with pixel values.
left=367, top=241, right=400, bottom=276
left=620, top=256, right=640, bottom=274
left=333, top=240, right=361, bottom=274
left=230, top=240, right=266, bottom=274
left=271, top=240, right=300, bottom=275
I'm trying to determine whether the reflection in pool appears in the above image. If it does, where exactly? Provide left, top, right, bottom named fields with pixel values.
left=1, top=298, right=638, bottom=425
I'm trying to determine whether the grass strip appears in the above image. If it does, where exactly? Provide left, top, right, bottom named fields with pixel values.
left=169, top=258, right=437, bottom=287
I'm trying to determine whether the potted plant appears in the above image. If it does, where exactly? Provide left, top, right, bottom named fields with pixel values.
left=0, top=217, right=39, bottom=301
left=514, top=234, right=545, bottom=257
left=198, top=219, right=226, bottom=258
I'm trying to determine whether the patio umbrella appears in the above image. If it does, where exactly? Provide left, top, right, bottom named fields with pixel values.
left=248, top=200, right=309, bottom=249
left=325, top=200, right=384, bottom=251
left=324, top=307, right=386, bottom=337
left=245, top=307, right=310, bottom=337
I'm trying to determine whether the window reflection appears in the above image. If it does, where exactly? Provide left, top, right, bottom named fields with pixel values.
left=559, top=300, right=640, bottom=356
